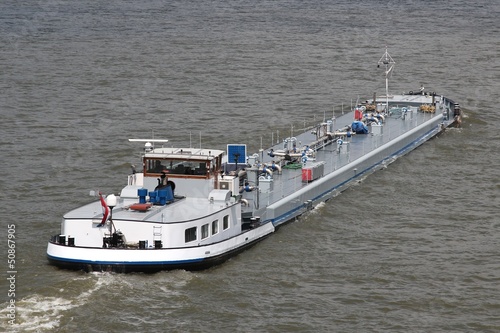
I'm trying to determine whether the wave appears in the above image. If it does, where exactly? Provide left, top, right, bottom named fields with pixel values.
left=0, top=273, right=115, bottom=333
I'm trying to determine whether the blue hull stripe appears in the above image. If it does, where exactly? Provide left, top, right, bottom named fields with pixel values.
left=47, top=254, right=204, bottom=266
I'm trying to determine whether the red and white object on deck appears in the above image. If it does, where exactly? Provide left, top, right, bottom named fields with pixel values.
left=301, top=161, right=325, bottom=182
left=354, top=107, right=364, bottom=120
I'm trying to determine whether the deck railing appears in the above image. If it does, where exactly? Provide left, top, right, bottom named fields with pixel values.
left=247, top=107, right=444, bottom=209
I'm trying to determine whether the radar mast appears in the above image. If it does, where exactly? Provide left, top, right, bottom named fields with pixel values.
left=377, top=47, right=396, bottom=112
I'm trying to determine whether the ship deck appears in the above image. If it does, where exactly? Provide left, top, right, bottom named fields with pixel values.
left=241, top=94, right=454, bottom=219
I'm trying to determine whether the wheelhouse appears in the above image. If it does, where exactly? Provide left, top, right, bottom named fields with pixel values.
left=142, top=148, right=224, bottom=180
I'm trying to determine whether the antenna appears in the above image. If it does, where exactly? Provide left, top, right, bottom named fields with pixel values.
left=128, top=139, right=169, bottom=142
left=377, top=46, right=396, bottom=112
left=128, top=139, right=169, bottom=152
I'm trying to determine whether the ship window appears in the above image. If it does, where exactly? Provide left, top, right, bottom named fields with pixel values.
left=145, top=159, right=166, bottom=174
left=185, top=227, right=197, bottom=243
left=211, top=220, right=218, bottom=235
left=223, top=215, right=229, bottom=230
left=201, top=224, right=209, bottom=239
left=144, top=158, right=208, bottom=177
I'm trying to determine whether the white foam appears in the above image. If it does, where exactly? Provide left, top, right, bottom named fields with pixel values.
left=0, top=273, right=116, bottom=332
left=313, top=201, right=326, bottom=211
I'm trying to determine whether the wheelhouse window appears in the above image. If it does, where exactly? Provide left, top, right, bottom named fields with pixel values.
left=144, top=158, right=208, bottom=177
left=223, top=215, right=229, bottom=230
left=185, top=227, right=197, bottom=243
left=211, top=220, right=218, bottom=235
left=201, top=224, right=209, bottom=239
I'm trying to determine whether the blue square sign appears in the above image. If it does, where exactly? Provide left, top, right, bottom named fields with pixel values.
left=227, top=144, right=247, bottom=164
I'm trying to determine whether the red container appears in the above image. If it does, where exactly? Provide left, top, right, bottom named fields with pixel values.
left=301, top=161, right=325, bottom=182
left=354, top=108, right=363, bottom=120
left=302, top=168, right=312, bottom=182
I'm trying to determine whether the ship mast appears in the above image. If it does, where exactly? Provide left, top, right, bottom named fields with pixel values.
left=377, top=47, right=395, bottom=112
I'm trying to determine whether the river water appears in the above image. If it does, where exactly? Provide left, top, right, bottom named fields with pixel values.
left=1, top=0, right=499, bottom=332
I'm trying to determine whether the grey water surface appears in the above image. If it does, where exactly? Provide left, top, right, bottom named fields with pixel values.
left=0, top=0, right=499, bottom=332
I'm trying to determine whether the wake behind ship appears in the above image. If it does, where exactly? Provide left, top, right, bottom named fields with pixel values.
left=47, top=49, right=462, bottom=273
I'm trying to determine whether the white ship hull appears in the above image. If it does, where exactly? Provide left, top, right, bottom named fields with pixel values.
left=47, top=222, right=274, bottom=272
